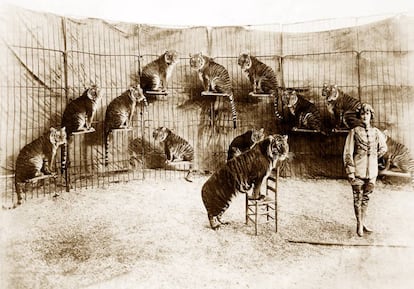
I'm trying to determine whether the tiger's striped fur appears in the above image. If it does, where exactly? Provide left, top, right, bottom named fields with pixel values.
left=104, top=85, right=147, bottom=166
left=140, top=50, right=179, bottom=93
left=14, top=127, right=66, bottom=206
left=61, top=85, right=101, bottom=172
left=227, top=128, right=265, bottom=161
left=282, top=90, right=321, bottom=131
left=237, top=53, right=281, bottom=119
left=153, top=127, right=194, bottom=182
left=379, top=131, right=414, bottom=183
left=189, top=52, right=237, bottom=129
left=202, top=134, right=289, bottom=230
left=322, top=84, right=362, bottom=130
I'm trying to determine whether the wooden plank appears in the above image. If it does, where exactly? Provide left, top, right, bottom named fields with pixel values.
left=145, top=90, right=168, bottom=96
left=166, top=161, right=192, bottom=166
left=201, top=91, right=228, bottom=97
left=72, top=127, right=96, bottom=135
left=111, top=128, right=133, bottom=132
left=248, top=92, right=273, bottom=97
left=291, top=128, right=320, bottom=133
left=378, top=170, right=411, bottom=178
left=24, top=173, right=57, bottom=183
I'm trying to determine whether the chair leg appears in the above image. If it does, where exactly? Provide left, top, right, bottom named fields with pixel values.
left=255, top=202, right=258, bottom=235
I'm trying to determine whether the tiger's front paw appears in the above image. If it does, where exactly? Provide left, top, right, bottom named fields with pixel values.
left=248, top=194, right=266, bottom=201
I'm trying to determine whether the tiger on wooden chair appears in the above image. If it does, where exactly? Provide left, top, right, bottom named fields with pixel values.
left=201, top=134, right=289, bottom=230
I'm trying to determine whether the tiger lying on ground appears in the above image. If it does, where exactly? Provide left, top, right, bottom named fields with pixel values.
left=201, top=134, right=289, bottom=230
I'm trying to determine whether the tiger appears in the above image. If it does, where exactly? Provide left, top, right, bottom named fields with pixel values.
left=282, top=90, right=321, bottom=131
left=322, top=83, right=362, bottom=131
left=104, top=85, right=147, bottom=166
left=60, top=85, right=102, bottom=172
left=153, top=126, right=195, bottom=182
left=237, top=52, right=281, bottom=119
left=227, top=128, right=265, bottom=161
left=14, top=127, right=67, bottom=207
left=140, top=50, right=179, bottom=93
left=201, top=134, right=289, bottom=230
left=378, top=130, right=414, bottom=183
left=189, top=52, right=237, bottom=129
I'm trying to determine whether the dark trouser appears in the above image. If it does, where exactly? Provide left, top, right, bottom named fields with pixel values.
left=351, top=178, right=375, bottom=237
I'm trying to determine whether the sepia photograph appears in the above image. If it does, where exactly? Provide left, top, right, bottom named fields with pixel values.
left=1, top=0, right=414, bottom=288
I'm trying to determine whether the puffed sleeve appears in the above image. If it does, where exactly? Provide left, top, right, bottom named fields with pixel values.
left=343, top=129, right=355, bottom=178
left=376, top=128, right=388, bottom=158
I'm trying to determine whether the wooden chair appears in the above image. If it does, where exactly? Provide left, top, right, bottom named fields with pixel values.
left=245, top=167, right=279, bottom=235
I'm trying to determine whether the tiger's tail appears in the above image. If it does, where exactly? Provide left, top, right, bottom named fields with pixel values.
left=228, top=92, right=237, bottom=129
left=60, top=142, right=67, bottom=174
left=273, top=90, right=282, bottom=120
left=104, top=128, right=110, bottom=167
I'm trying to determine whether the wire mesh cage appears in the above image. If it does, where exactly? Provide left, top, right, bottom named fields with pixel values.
left=1, top=5, right=413, bottom=206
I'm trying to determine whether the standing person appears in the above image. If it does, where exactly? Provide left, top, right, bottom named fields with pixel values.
left=343, top=103, right=387, bottom=237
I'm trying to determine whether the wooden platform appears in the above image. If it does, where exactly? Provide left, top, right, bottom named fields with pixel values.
left=72, top=127, right=96, bottom=135
left=248, top=92, right=273, bottom=97
left=145, top=90, right=168, bottom=96
left=378, top=170, right=411, bottom=178
left=165, top=161, right=192, bottom=166
left=111, top=127, right=133, bottom=132
left=291, top=128, right=320, bottom=134
left=331, top=128, right=349, bottom=134
left=24, top=173, right=57, bottom=184
left=201, top=91, right=229, bottom=97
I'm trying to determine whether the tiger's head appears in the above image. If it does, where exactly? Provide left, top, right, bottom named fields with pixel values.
left=86, top=84, right=103, bottom=102
left=260, top=134, right=289, bottom=162
left=237, top=52, right=252, bottom=71
left=322, top=83, right=339, bottom=103
left=282, top=90, right=298, bottom=115
left=164, top=50, right=179, bottom=65
left=49, top=127, right=67, bottom=147
left=153, top=126, right=171, bottom=142
left=189, top=52, right=207, bottom=71
left=129, top=85, right=147, bottom=105
left=251, top=128, right=265, bottom=144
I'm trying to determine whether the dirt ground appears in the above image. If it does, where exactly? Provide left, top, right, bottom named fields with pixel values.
left=1, top=174, right=413, bottom=289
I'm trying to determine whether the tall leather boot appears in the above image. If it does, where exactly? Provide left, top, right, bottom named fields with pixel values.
left=353, top=189, right=363, bottom=237
left=361, top=190, right=373, bottom=234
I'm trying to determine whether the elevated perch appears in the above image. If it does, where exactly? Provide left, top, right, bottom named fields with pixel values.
left=201, top=91, right=229, bottom=97
left=111, top=127, right=133, bottom=132
left=291, top=128, right=320, bottom=134
left=72, top=127, right=96, bottom=135
left=248, top=92, right=273, bottom=97
left=145, top=90, right=168, bottom=101
left=24, top=173, right=57, bottom=184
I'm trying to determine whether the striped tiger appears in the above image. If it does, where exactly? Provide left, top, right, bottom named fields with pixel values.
left=201, top=134, right=289, bottom=230
left=104, top=85, right=147, bottom=166
left=140, top=50, right=179, bottom=93
left=282, top=90, right=321, bottom=131
left=189, top=52, right=237, bottom=129
left=153, top=127, right=195, bottom=182
left=61, top=85, right=102, bottom=172
left=227, top=128, right=265, bottom=161
left=379, top=130, right=414, bottom=183
left=322, top=83, right=362, bottom=130
left=14, top=127, right=66, bottom=207
left=237, top=52, right=281, bottom=119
